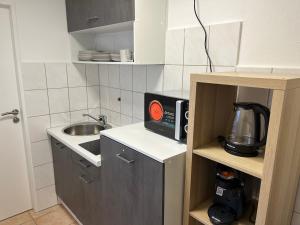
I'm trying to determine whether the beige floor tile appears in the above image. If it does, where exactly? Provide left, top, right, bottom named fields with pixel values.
left=33, top=207, right=74, bottom=225
left=29, top=205, right=62, bottom=219
left=0, top=212, right=32, bottom=225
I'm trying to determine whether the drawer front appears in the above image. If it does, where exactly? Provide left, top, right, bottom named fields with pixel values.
left=71, top=151, right=100, bottom=179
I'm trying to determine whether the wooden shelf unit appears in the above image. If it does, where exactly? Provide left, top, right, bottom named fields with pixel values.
left=184, top=72, right=300, bottom=225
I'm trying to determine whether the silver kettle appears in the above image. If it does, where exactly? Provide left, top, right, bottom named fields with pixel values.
left=220, top=102, right=270, bottom=157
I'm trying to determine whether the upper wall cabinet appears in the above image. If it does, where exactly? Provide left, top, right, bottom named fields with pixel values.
left=66, top=0, right=166, bottom=64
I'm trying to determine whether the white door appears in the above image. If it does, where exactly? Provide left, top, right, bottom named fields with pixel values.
left=0, top=5, right=32, bottom=220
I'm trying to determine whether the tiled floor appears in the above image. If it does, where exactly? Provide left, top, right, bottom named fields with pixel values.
left=0, top=205, right=78, bottom=225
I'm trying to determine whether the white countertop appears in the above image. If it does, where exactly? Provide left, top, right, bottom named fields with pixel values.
left=47, top=126, right=101, bottom=167
left=100, top=123, right=187, bottom=163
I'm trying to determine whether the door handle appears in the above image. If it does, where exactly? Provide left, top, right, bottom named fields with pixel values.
left=116, top=153, right=135, bottom=164
left=1, top=109, right=19, bottom=117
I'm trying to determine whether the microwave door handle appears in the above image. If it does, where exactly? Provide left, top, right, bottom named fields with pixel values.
left=175, top=100, right=184, bottom=141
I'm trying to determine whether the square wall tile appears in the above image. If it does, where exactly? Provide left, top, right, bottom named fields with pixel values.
left=132, top=117, right=143, bottom=123
left=28, top=115, right=50, bottom=142
left=45, top=63, right=68, bottom=88
left=87, top=86, right=100, bottom=108
left=209, top=22, right=242, bottom=66
left=236, top=66, right=272, bottom=73
left=132, top=92, right=144, bottom=120
left=163, top=65, right=183, bottom=91
left=109, top=88, right=121, bottom=112
left=50, top=112, right=70, bottom=128
left=108, top=65, right=120, bottom=88
left=99, top=65, right=109, bottom=86
left=165, top=29, right=185, bottom=65
left=100, top=86, right=110, bottom=109
left=213, top=66, right=236, bottom=72
left=48, top=88, right=69, bottom=114
left=183, top=66, right=207, bottom=91
left=70, top=110, right=89, bottom=123
left=69, top=87, right=88, bottom=111
left=36, top=185, right=57, bottom=211
left=22, top=63, right=46, bottom=90
left=67, top=63, right=86, bottom=87
left=120, top=65, right=133, bottom=90
left=31, top=140, right=52, bottom=167
left=121, top=90, right=133, bottom=116
left=133, top=66, right=147, bottom=93
left=184, top=26, right=208, bottom=65
left=146, top=65, right=164, bottom=92
left=25, top=90, right=49, bottom=117
left=110, top=111, right=121, bottom=126
left=86, top=64, right=99, bottom=86
left=34, top=163, right=55, bottom=189
left=121, top=115, right=133, bottom=126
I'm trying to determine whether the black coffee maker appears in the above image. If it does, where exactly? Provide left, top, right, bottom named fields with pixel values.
left=208, top=165, right=245, bottom=225
left=219, top=102, right=270, bottom=157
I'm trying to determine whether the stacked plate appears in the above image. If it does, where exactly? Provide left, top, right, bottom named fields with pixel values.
left=78, top=50, right=98, bottom=61
left=110, top=53, right=121, bottom=62
left=91, top=52, right=111, bottom=62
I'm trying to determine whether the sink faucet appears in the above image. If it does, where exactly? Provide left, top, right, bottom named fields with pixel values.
left=83, top=114, right=107, bottom=127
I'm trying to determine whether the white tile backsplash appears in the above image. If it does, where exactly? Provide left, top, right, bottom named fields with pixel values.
left=146, top=65, right=164, bottom=92
left=28, top=115, right=51, bottom=142
left=164, top=65, right=183, bottom=91
left=22, top=63, right=47, bottom=90
left=99, top=65, right=109, bottom=86
left=86, top=64, right=99, bottom=86
left=69, top=87, right=88, bottom=111
left=50, top=112, right=71, bottom=128
left=67, top=63, right=86, bottom=87
left=25, top=90, right=49, bottom=117
left=132, top=92, right=144, bottom=120
left=48, top=88, right=70, bottom=114
left=34, top=163, right=55, bottom=189
left=121, top=90, right=133, bottom=116
left=120, top=65, right=133, bottom=90
left=108, top=65, right=120, bottom=88
left=36, top=185, right=57, bottom=211
left=184, top=26, right=208, bottom=65
left=133, top=66, right=147, bottom=93
left=165, top=29, right=185, bottom=65
left=45, top=63, right=68, bottom=88
left=110, top=111, right=121, bottom=126
left=100, top=86, right=110, bottom=109
left=209, top=22, right=242, bottom=66
left=87, top=86, right=100, bottom=108
left=121, top=115, right=133, bottom=126
left=71, top=110, right=89, bottom=123
left=109, top=88, right=121, bottom=112
left=31, top=140, right=52, bottom=167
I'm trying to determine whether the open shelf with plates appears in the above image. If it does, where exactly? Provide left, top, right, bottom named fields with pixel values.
left=184, top=72, right=300, bottom=225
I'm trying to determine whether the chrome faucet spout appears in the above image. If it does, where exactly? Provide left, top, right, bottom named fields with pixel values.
left=82, top=114, right=100, bottom=122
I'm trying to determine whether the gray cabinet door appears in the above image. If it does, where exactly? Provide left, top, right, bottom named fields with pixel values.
left=66, top=0, right=91, bottom=32
left=100, top=136, right=164, bottom=225
left=88, top=0, right=105, bottom=28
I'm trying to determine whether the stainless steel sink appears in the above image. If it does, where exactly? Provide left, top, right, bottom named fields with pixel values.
left=63, top=122, right=106, bottom=136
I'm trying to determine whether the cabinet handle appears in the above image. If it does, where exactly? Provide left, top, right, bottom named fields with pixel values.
left=87, top=16, right=99, bottom=23
left=116, top=154, right=135, bottom=164
left=79, top=175, right=92, bottom=184
left=76, top=159, right=91, bottom=168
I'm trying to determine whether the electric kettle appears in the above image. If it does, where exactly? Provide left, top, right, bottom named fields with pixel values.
left=219, top=102, right=270, bottom=157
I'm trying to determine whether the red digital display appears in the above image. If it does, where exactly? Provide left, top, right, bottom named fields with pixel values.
left=149, top=100, right=164, bottom=121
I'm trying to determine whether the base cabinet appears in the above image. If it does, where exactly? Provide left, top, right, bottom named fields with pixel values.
left=51, top=138, right=101, bottom=225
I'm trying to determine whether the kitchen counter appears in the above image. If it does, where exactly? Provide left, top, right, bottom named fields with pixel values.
left=47, top=126, right=101, bottom=167
left=100, top=122, right=187, bottom=163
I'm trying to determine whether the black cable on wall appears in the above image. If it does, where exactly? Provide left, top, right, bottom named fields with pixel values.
left=193, top=0, right=213, bottom=72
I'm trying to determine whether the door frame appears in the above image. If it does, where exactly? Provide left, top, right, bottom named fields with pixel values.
left=0, top=0, right=37, bottom=211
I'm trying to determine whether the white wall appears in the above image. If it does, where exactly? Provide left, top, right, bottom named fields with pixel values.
left=167, top=0, right=300, bottom=67
left=15, top=0, right=70, bottom=62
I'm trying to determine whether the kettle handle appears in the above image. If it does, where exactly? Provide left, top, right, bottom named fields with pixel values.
left=253, top=104, right=270, bottom=146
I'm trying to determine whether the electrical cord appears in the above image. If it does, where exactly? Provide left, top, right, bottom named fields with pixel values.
left=193, top=0, right=213, bottom=72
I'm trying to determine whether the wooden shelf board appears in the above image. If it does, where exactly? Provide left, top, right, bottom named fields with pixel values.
left=193, top=142, right=264, bottom=179
left=190, top=198, right=253, bottom=225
